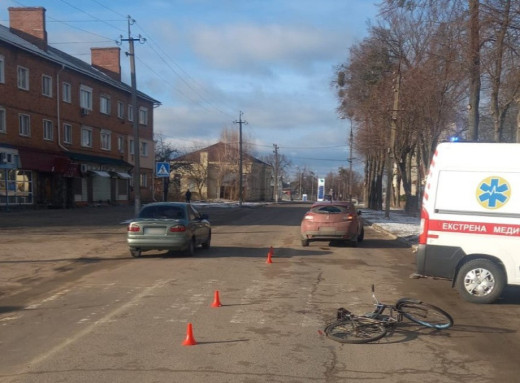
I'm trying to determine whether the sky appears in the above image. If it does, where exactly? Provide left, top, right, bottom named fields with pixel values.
left=1, top=0, right=380, bottom=178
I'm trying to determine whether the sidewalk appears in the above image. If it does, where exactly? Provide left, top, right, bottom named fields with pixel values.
left=0, top=205, right=135, bottom=228
left=360, top=208, right=420, bottom=246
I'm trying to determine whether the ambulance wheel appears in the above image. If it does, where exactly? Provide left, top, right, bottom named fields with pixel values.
left=455, top=259, right=505, bottom=304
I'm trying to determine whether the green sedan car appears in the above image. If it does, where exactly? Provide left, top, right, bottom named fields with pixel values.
left=127, top=202, right=211, bottom=257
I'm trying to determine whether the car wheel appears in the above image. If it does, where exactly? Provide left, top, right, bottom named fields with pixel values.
left=455, top=259, right=505, bottom=304
left=357, top=227, right=364, bottom=242
left=202, top=232, right=211, bottom=249
left=185, top=238, right=196, bottom=256
left=130, top=249, right=141, bottom=258
left=301, top=238, right=309, bottom=247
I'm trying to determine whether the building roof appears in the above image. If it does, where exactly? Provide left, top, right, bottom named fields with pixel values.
left=173, top=142, right=271, bottom=166
left=0, top=23, right=160, bottom=106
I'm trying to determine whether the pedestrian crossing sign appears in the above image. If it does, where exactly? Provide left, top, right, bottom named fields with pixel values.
left=156, top=162, right=170, bottom=177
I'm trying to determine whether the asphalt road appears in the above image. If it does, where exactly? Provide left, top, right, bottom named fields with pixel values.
left=0, top=203, right=519, bottom=382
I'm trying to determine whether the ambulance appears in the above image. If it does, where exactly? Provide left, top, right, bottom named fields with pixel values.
left=416, top=142, right=520, bottom=303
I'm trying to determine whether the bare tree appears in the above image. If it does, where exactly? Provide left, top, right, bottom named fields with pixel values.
left=480, top=0, right=520, bottom=142
left=467, top=0, right=482, bottom=141
left=260, top=152, right=291, bottom=187
left=154, top=133, right=181, bottom=201
left=213, top=142, right=238, bottom=200
left=184, top=158, right=208, bottom=199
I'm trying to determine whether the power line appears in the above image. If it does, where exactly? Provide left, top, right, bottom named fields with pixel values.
left=133, top=21, right=236, bottom=118
left=43, top=1, right=238, bottom=118
left=134, top=56, right=216, bottom=112
left=49, top=40, right=113, bottom=44
left=58, top=0, right=126, bottom=33
left=253, top=143, right=347, bottom=149
left=89, top=0, right=127, bottom=19
left=291, top=156, right=349, bottom=162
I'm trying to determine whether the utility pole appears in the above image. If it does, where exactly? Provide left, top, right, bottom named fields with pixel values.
left=299, top=168, right=302, bottom=200
left=233, top=111, right=247, bottom=206
left=120, top=16, right=146, bottom=217
left=273, top=144, right=279, bottom=203
left=385, top=62, right=401, bottom=219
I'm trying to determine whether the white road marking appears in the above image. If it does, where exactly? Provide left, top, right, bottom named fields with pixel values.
left=25, top=289, right=71, bottom=310
left=24, top=279, right=170, bottom=370
left=230, top=280, right=266, bottom=324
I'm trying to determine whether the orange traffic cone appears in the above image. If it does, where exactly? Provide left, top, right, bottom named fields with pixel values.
left=182, top=322, right=197, bottom=346
left=211, top=290, right=222, bottom=308
left=266, top=246, right=273, bottom=264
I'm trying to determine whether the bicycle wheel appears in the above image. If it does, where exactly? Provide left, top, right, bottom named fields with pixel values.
left=324, top=317, right=387, bottom=344
left=396, top=299, right=453, bottom=329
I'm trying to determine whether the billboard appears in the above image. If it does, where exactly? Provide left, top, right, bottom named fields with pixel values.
left=317, top=178, right=325, bottom=201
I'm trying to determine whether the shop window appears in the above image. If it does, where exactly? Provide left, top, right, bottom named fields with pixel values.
left=0, top=170, right=33, bottom=205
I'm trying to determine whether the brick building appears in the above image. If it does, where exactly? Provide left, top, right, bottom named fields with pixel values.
left=0, top=6, right=160, bottom=208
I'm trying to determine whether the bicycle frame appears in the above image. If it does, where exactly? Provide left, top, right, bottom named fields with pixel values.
left=366, top=286, right=402, bottom=325
left=326, top=285, right=453, bottom=344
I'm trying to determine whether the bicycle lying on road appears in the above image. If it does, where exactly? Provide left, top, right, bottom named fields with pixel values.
left=324, top=285, right=454, bottom=344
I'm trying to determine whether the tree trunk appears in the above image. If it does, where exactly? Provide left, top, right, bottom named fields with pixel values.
left=468, top=0, right=481, bottom=141
left=516, top=100, right=520, bottom=142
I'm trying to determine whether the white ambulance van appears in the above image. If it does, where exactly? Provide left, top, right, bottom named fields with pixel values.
left=416, top=142, right=520, bottom=304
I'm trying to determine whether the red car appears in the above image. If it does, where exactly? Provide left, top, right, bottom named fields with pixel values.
left=300, top=202, right=364, bottom=247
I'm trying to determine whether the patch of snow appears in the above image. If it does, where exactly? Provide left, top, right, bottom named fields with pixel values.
left=360, top=208, right=420, bottom=245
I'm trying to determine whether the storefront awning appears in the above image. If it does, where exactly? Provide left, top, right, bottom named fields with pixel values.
left=114, top=172, right=132, bottom=179
left=18, top=147, right=71, bottom=174
left=89, top=170, right=111, bottom=177
left=65, top=152, right=132, bottom=168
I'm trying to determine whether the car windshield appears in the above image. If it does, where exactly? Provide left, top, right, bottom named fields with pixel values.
left=311, top=205, right=347, bottom=214
left=139, top=206, right=185, bottom=219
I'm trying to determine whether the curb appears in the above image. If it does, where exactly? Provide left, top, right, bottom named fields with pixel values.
left=365, top=220, right=419, bottom=249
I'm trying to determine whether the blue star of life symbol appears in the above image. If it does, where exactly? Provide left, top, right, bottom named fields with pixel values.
left=478, top=178, right=509, bottom=208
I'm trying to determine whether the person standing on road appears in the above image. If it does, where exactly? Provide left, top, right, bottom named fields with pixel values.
left=185, top=189, right=192, bottom=203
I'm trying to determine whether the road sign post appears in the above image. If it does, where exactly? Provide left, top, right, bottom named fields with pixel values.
left=156, top=162, right=170, bottom=178
left=155, top=162, right=170, bottom=202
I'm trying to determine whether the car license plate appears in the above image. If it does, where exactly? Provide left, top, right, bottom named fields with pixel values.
left=319, top=226, right=335, bottom=232
left=144, top=227, right=165, bottom=235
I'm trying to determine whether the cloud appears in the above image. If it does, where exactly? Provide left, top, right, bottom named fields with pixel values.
left=189, top=23, right=342, bottom=73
